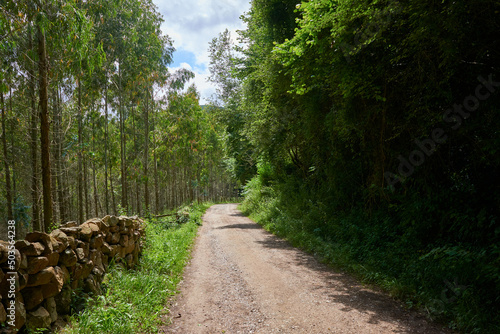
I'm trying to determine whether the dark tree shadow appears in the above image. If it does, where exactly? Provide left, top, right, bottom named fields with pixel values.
left=250, top=224, right=454, bottom=334
left=229, top=212, right=246, bottom=217
left=217, top=222, right=262, bottom=230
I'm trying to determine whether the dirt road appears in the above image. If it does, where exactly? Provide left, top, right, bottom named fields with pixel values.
left=162, top=204, right=450, bottom=334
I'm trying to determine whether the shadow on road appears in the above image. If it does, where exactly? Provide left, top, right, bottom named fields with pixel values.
left=229, top=212, right=246, bottom=217
left=253, top=225, right=451, bottom=334
left=217, top=222, right=262, bottom=230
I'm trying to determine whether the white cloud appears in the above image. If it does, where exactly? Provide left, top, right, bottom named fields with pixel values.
left=153, top=0, right=251, bottom=104
left=192, top=69, right=216, bottom=105
left=179, top=62, right=193, bottom=70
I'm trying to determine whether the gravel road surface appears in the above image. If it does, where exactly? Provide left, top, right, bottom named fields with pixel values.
left=162, top=204, right=451, bottom=334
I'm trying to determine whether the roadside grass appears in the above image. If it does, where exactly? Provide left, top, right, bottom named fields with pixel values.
left=61, top=202, right=212, bottom=334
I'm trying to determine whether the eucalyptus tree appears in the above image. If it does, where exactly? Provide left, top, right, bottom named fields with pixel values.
left=29, top=0, right=95, bottom=230
left=1, top=83, right=13, bottom=221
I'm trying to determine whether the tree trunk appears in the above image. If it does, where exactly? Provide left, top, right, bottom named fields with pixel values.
left=9, top=87, right=16, bottom=207
left=170, top=162, right=174, bottom=208
left=1, top=86, right=13, bottom=221
left=119, top=62, right=128, bottom=212
left=29, top=23, right=41, bottom=230
left=132, top=106, right=139, bottom=215
left=104, top=81, right=109, bottom=214
left=152, top=104, right=159, bottom=214
left=93, top=163, right=99, bottom=218
left=110, top=163, right=117, bottom=215
left=38, top=25, right=52, bottom=231
left=190, top=163, right=195, bottom=202
left=175, top=163, right=179, bottom=208
left=144, top=87, right=150, bottom=213
left=92, top=109, right=99, bottom=217
left=51, top=88, right=60, bottom=226
left=55, top=87, right=67, bottom=222
left=84, top=151, right=90, bottom=219
left=182, top=165, right=186, bottom=204
left=77, top=78, right=84, bottom=223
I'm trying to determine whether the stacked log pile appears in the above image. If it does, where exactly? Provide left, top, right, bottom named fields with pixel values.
left=0, top=215, right=145, bottom=332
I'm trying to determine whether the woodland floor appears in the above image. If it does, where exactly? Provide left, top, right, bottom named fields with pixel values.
left=161, top=204, right=454, bottom=334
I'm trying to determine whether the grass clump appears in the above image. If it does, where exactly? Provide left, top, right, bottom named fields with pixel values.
left=61, top=202, right=212, bottom=334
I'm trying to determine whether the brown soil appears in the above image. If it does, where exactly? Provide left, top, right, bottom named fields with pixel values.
left=161, top=204, right=453, bottom=334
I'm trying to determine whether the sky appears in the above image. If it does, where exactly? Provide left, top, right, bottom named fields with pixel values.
left=152, top=0, right=252, bottom=104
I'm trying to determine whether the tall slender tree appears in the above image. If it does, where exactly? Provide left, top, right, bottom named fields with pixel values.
left=37, top=22, right=52, bottom=231
left=1, top=85, right=13, bottom=221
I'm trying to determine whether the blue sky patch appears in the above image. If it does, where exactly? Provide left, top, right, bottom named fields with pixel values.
left=171, top=49, right=197, bottom=68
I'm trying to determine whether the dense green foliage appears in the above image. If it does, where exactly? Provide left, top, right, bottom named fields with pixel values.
left=62, top=202, right=211, bottom=334
left=207, top=0, right=500, bottom=333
